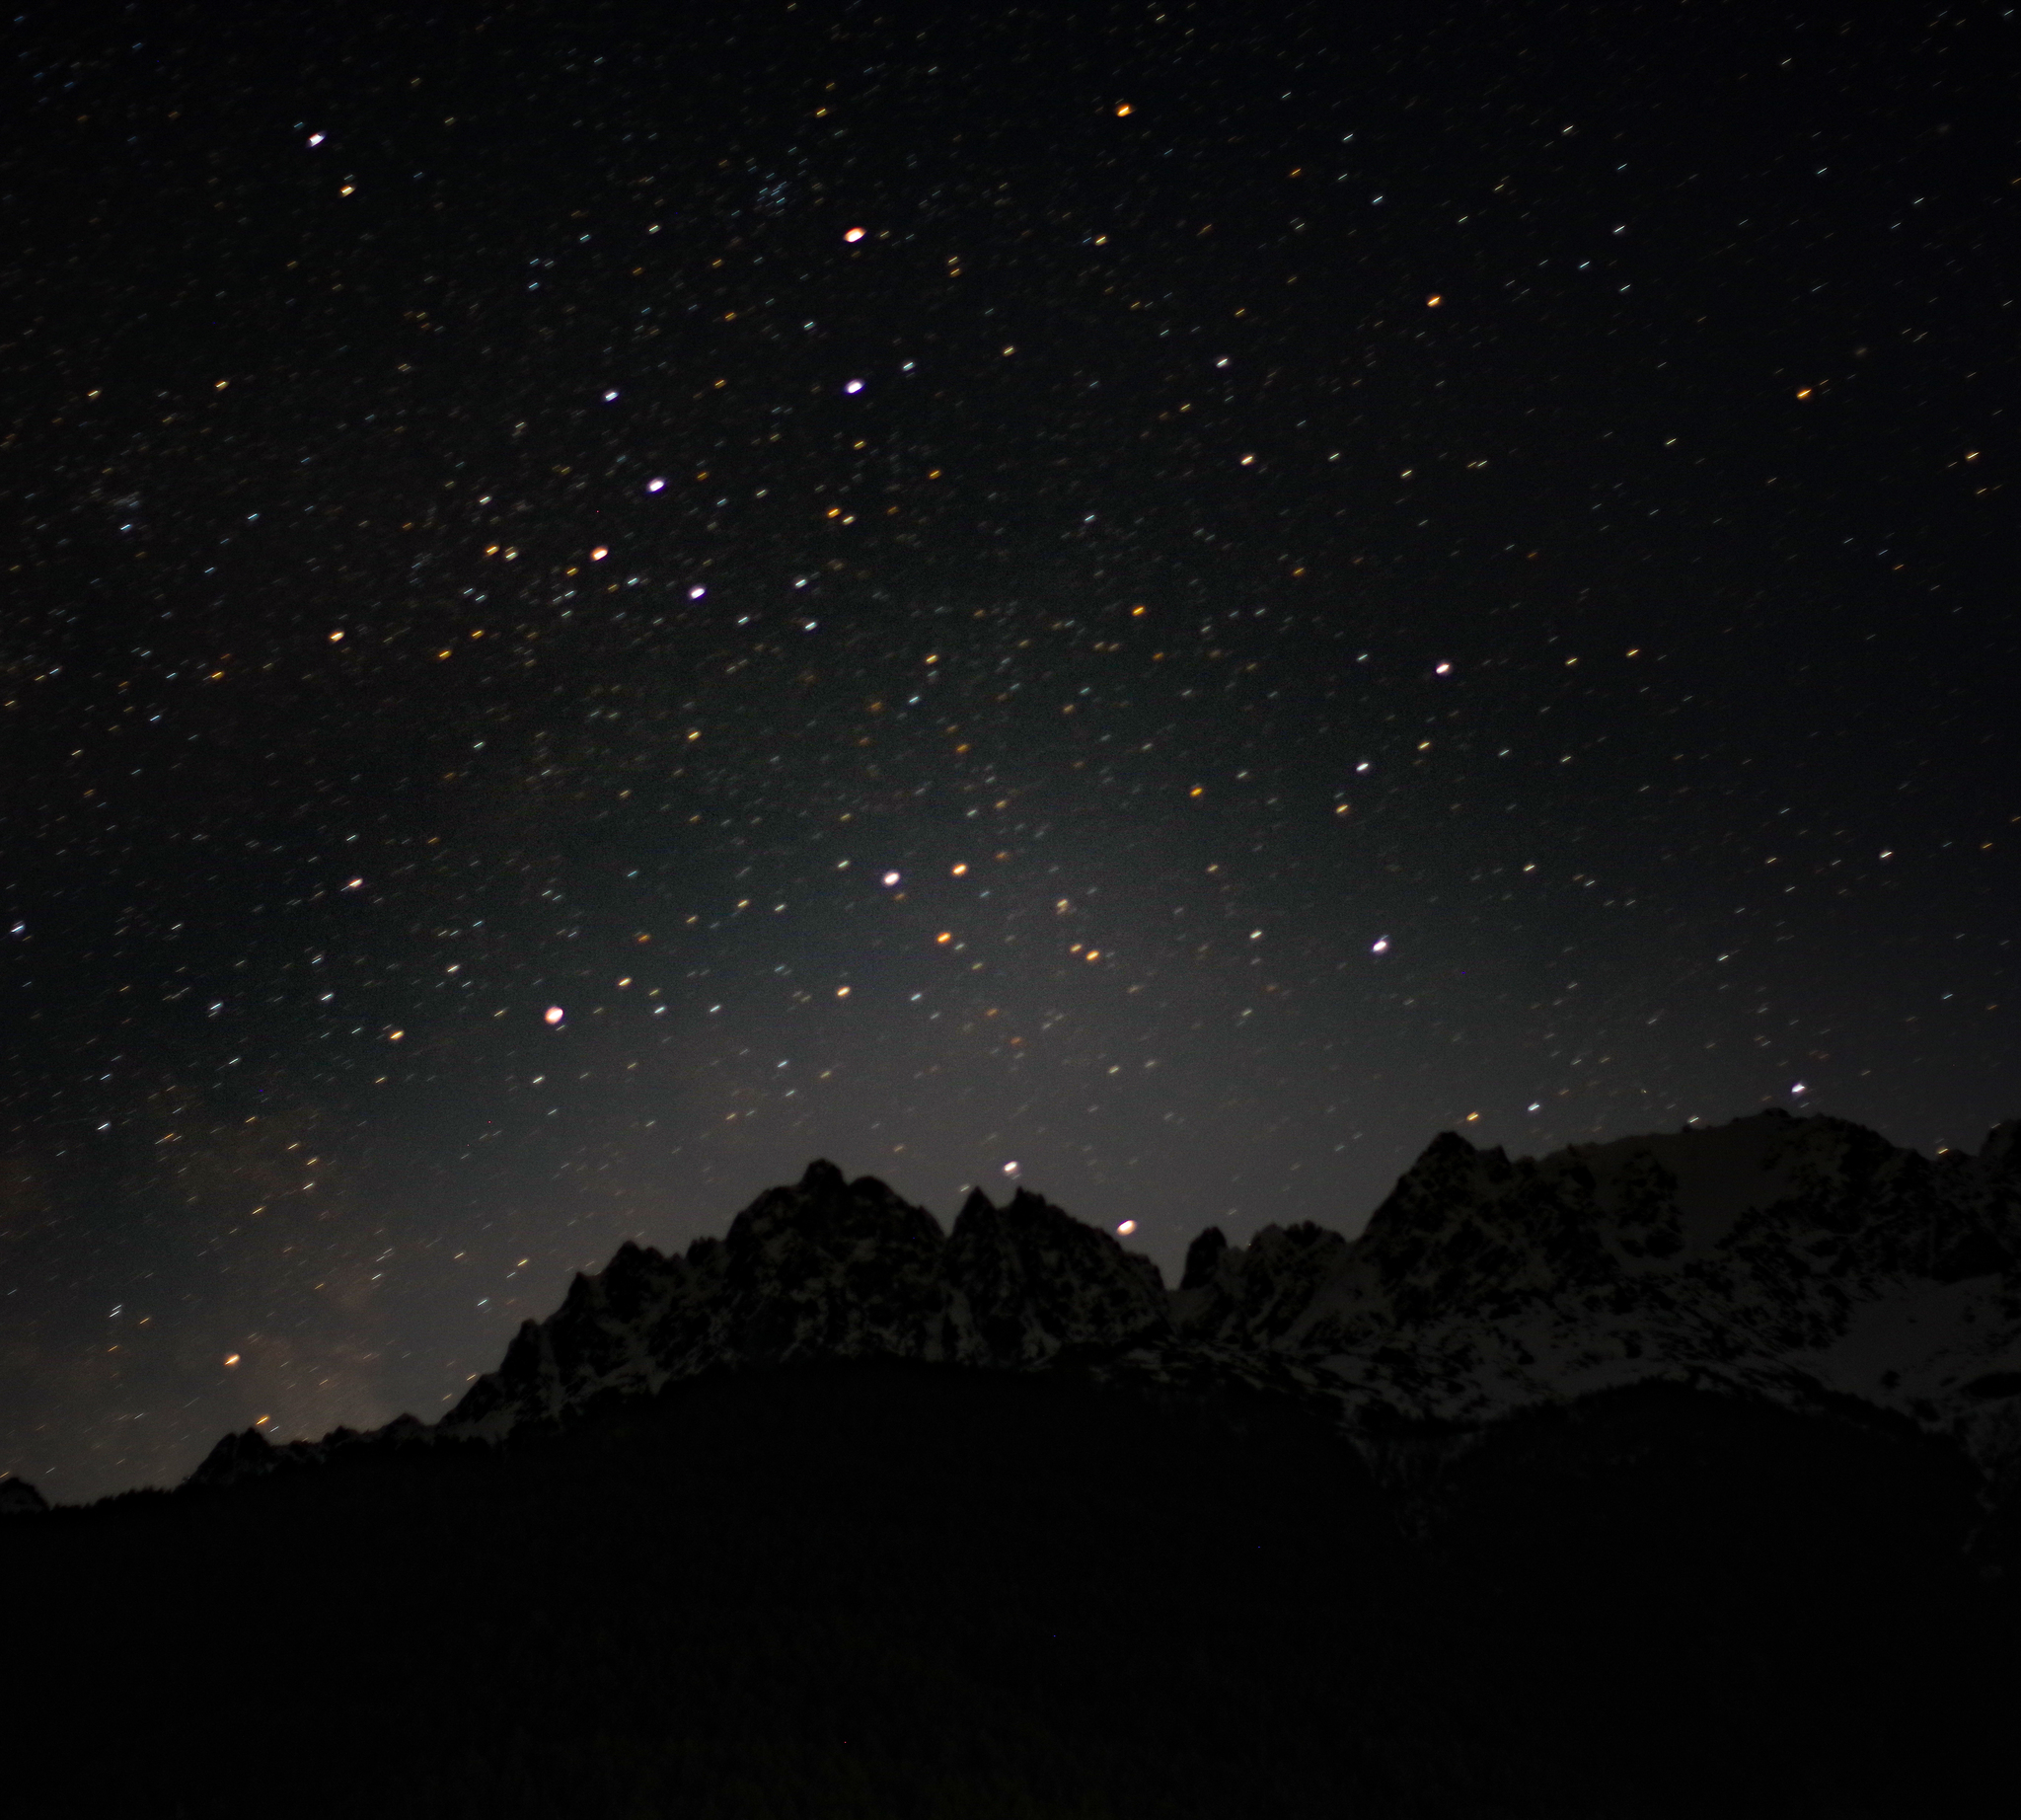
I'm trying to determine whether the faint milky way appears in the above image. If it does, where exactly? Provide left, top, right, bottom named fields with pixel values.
left=0, top=0, right=2012, bottom=1500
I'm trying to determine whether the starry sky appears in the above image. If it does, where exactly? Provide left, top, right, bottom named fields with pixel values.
left=2, top=0, right=2013, bottom=1500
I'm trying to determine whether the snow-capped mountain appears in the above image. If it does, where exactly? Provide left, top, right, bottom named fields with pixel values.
left=1174, top=1109, right=2021, bottom=1473
left=189, top=1110, right=2021, bottom=1488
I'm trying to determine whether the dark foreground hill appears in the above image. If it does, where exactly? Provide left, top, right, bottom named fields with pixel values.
left=5, top=1358, right=2013, bottom=1819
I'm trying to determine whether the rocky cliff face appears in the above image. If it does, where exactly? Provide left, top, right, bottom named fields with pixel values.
left=188, top=1110, right=2021, bottom=1489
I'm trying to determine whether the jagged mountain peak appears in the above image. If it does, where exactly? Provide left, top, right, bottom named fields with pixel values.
left=0, top=1473, right=48, bottom=1515
left=796, top=1156, right=849, bottom=1194
left=436, top=1162, right=1168, bottom=1439
left=1180, top=1227, right=1228, bottom=1292
left=1979, top=1118, right=2021, bottom=1168
left=1347, top=1109, right=2011, bottom=1302
left=726, top=1159, right=944, bottom=1253
left=945, top=1179, right=1168, bottom=1366
left=1171, top=1218, right=1353, bottom=1349
left=188, top=1425, right=276, bottom=1487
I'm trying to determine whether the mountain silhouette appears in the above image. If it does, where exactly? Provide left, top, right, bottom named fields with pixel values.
left=182, top=1109, right=2021, bottom=1501
left=6, top=1111, right=2019, bottom=1816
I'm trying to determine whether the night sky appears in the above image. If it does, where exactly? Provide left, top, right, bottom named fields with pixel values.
left=3, top=1, right=2013, bottom=1501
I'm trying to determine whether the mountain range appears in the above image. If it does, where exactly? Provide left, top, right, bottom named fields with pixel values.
left=9, top=1107, right=2019, bottom=1819
left=175, top=1106, right=2021, bottom=1503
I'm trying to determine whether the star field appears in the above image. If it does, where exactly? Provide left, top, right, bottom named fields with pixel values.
left=2, top=0, right=2014, bottom=1498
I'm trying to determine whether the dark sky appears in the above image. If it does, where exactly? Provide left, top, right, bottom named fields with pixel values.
left=3, top=0, right=2013, bottom=1501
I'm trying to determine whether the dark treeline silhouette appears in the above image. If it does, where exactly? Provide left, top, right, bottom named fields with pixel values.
left=5, top=1363, right=2012, bottom=1817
